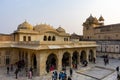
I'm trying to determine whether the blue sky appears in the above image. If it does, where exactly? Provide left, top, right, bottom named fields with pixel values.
left=0, top=0, right=120, bottom=35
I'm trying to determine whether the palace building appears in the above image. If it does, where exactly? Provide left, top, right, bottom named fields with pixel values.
left=0, top=21, right=97, bottom=75
left=83, top=15, right=120, bottom=59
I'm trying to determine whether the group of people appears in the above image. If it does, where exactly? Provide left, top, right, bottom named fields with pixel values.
left=52, top=68, right=73, bottom=80
left=14, top=66, right=33, bottom=79
left=6, top=60, right=34, bottom=79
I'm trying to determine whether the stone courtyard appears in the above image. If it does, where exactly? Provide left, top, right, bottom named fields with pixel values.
left=0, top=57, right=119, bottom=80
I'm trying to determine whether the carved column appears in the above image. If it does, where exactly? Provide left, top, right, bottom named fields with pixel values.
left=39, top=53, right=46, bottom=76
left=93, top=48, right=96, bottom=58
left=77, top=52, right=80, bottom=68
left=86, top=49, right=89, bottom=63
left=27, top=53, right=31, bottom=68
left=57, top=50, right=62, bottom=71
left=36, top=53, right=40, bottom=76
left=70, top=53, right=73, bottom=68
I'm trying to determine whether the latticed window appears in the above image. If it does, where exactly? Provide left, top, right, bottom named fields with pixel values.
left=5, top=56, right=10, bottom=65
left=66, top=38, right=68, bottom=41
left=64, top=38, right=66, bottom=41
left=48, top=36, right=51, bottom=41
left=52, top=36, right=56, bottom=41
left=28, top=36, right=31, bottom=41
left=43, top=36, right=47, bottom=41
left=23, top=36, right=26, bottom=41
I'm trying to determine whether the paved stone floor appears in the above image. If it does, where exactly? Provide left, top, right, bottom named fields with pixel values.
left=0, top=57, right=120, bottom=80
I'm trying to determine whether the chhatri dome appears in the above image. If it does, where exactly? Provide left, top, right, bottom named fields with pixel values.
left=17, top=21, right=33, bottom=30
left=87, top=14, right=95, bottom=22
left=93, top=17, right=99, bottom=24
left=99, top=15, right=104, bottom=21
left=56, top=26, right=66, bottom=33
left=33, top=23, right=56, bottom=32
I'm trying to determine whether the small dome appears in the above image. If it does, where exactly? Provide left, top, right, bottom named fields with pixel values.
left=34, top=23, right=56, bottom=32
left=17, top=21, right=33, bottom=30
left=56, top=27, right=65, bottom=33
left=93, top=17, right=98, bottom=24
left=87, top=14, right=94, bottom=21
left=99, top=16, right=104, bottom=21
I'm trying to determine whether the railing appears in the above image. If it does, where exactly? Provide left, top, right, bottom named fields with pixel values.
left=0, top=41, right=14, bottom=47
left=0, top=41, right=40, bottom=47
left=16, top=41, right=40, bottom=45
left=0, top=41, right=97, bottom=48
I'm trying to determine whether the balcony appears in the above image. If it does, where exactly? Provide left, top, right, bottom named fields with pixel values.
left=16, top=41, right=40, bottom=45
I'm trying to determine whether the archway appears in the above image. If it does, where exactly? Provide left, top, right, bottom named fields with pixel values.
left=72, top=51, right=79, bottom=68
left=46, top=53, right=58, bottom=73
left=5, top=56, right=10, bottom=65
left=80, top=50, right=86, bottom=63
left=89, top=50, right=94, bottom=62
left=62, top=52, right=71, bottom=67
left=32, top=54, right=37, bottom=69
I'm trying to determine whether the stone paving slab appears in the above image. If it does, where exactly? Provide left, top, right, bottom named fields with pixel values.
left=0, top=57, right=119, bottom=80
left=77, top=66, right=115, bottom=80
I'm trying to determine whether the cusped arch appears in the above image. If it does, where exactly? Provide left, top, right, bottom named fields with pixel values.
left=43, top=35, right=47, bottom=41
left=72, top=51, right=79, bottom=61
left=48, top=36, right=51, bottom=41
left=72, top=51, right=79, bottom=68
left=62, top=52, right=71, bottom=67
left=52, top=36, right=56, bottom=41
left=89, top=49, right=94, bottom=62
left=31, top=53, right=37, bottom=69
left=46, top=53, right=58, bottom=73
left=80, top=50, right=87, bottom=63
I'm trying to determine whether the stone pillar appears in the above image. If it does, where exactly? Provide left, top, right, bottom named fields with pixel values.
left=79, top=51, right=81, bottom=65
left=39, top=53, right=46, bottom=76
left=86, top=50, right=89, bottom=62
left=77, top=53, right=80, bottom=64
left=77, top=53, right=80, bottom=68
left=70, top=53, right=73, bottom=68
left=57, top=51, right=62, bottom=71
left=27, top=53, right=31, bottom=68
left=93, top=48, right=96, bottom=58
left=36, top=53, right=40, bottom=76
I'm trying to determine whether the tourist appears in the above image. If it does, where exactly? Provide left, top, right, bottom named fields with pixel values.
left=7, top=66, right=9, bottom=74
left=83, top=60, right=88, bottom=67
left=104, top=58, right=107, bottom=66
left=52, top=72, right=55, bottom=80
left=61, top=72, right=64, bottom=80
left=68, top=76, right=72, bottom=80
left=106, top=58, right=109, bottom=64
left=25, top=67, right=28, bottom=77
left=117, top=72, right=120, bottom=80
left=30, top=67, right=33, bottom=76
left=64, top=72, right=67, bottom=80
left=54, top=71, right=58, bottom=79
left=59, top=72, right=62, bottom=80
left=70, top=68, right=73, bottom=77
left=14, top=68, right=19, bottom=79
left=10, top=64, right=13, bottom=71
left=93, top=57, right=96, bottom=63
left=50, top=65, right=54, bottom=71
left=62, top=64, right=66, bottom=72
left=116, top=66, right=120, bottom=74
left=28, top=70, right=32, bottom=79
